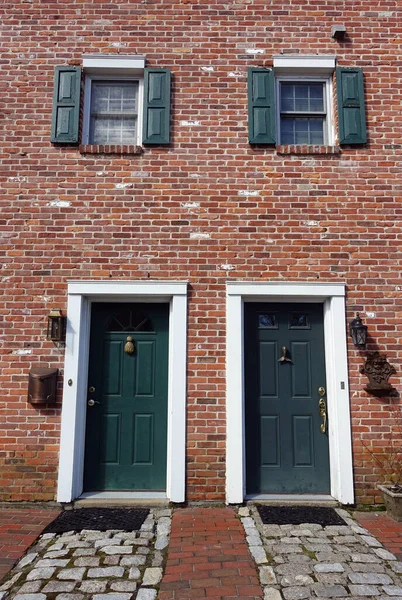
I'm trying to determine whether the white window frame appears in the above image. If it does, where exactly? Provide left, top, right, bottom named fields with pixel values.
left=275, top=74, right=334, bottom=146
left=82, top=74, right=144, bottom=145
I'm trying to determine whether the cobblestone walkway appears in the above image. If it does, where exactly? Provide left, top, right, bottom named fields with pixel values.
left=240, top=506, right=402, bottom=600
left=0, top=508, right=171, bottom=600
left=1, top=506, right=402, bottom=600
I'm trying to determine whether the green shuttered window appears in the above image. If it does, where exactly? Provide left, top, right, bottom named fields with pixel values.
left=336, top=67, right=367, bottom=145
left=142, top=68, right=171, bottom=145
left=51, top=67, right=81, bottom=144
left=248, top=66, right=367, bottom=147
left=51, top=65, right=171, bottom=146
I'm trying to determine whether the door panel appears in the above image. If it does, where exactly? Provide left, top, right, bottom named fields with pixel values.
left=84, top=302, right=168, bottom=491
left=245, top=302, right=330, bottom=494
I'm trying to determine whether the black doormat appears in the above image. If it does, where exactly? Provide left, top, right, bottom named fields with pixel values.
left=42, top=507, right=150, bottom=534
left=257, top=505, right=346, bottom=526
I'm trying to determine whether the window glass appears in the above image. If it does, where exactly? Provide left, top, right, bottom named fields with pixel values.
left=89, top=81, right=139, bottom=144
left=280, top=81, right=326, bottom=145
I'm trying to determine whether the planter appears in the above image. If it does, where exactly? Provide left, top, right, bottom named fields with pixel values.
left=378, top=485, right=402, bottom=521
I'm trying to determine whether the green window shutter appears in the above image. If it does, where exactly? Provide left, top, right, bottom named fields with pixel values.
left=248, top=68, right=276, bottom=144
left=142, top=68, right=171, bottom=144
left=336, top=67, right=367, bottom=145
left=51, top=66, right=81, bottom=144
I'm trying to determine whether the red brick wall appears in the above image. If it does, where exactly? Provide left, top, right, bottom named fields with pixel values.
left=1, top=0, right=401, bottom=504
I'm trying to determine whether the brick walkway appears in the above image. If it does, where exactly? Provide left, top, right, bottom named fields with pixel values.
left=159, top=507, right=263, bottom=600
left=0, top=506, right=60, bottom=582
left=354, top=511, right=402, bottom=561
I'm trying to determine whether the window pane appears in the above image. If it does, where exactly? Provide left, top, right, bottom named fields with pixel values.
left=281, top=119, right=295, bottom=144
left=281, top=82, right=324, bottom=113
left=280, top=117, right=324, bottom=145
left=91, top=81, right=138, bottom=114
left=90, top=116, right=137, bottom=144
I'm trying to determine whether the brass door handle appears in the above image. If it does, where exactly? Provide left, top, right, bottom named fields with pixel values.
left=88, top=399, right=100, bottom=407
left=318, top=398, right=327, bottom=433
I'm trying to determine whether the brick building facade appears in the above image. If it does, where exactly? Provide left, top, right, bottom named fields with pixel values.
left=1, top=0, right=401, bottom=505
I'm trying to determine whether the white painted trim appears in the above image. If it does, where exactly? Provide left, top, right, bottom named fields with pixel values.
left=83, top=55, right=146, bottom=74
left=226, top=281, right=354, bottom=505
left=273, top=55, right=336, bottom=74
left=57, top=280, right=188, bottom=504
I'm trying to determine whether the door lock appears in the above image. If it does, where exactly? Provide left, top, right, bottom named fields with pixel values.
left=88, top=399, right=100, bottom=407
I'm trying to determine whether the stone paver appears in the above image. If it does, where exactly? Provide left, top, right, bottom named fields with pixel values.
left=0, top=509, right=171, bottom=600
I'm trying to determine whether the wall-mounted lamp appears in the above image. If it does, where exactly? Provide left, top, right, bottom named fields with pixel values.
left=331, top=24, right=346, bottom=40
left=47, top=309, right=66, bottom=342
left=349, top=313, right=368, bottom=348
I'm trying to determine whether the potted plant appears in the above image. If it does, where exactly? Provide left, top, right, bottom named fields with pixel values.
left=363, top=404, right=402, bottom=521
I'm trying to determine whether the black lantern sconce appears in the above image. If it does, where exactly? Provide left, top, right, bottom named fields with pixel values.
left=349, top=313, right=368, bottom=348
left=47, top=309, right=66, bottom=342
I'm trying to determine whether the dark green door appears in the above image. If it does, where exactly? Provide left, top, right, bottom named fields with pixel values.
left=84, top=303, right=169, bottom=491
left=245, top=303, right=330, bottom=494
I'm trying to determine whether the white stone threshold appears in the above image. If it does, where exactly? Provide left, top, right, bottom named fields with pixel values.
left=246, top=494, right=336, bottom=503
left=80, top=491, right=167, bottom=500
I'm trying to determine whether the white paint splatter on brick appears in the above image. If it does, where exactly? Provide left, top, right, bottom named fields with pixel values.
left=8, top=176, right=26, bottom=182
left=131, top=172, right=150, bottom=178
left=115, top=183, right=134, bottom=189
left=229, top=71, right=244, bottom=78
left=180, top=121, right=201, bottom=127
left=220, top=264, right=235, bottom=271
left=96, top=171, right=107, bottom=176
left=12, top=349, right=32, bottom=355
left=190, top=231, right=210, bottom=240
left=366, top=312, right=376, bottom=318
left=301, top=220, right=319, bottom=227
left=245, top=48, right=264, bottom=54
left=201, top=66, right=214, bottom=72
left=110, top=42, right=128, bottom=48
left=47, top=200, right=71, bottom=207
left=238, top=190, right=260, bottom=197
left=188, top=173, right=201, bottom=178
left=182, top=201, right=200, bottom=208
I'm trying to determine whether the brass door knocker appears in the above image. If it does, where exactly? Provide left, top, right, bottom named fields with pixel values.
left=278, top=346, right=292, bottom=363
left=124, top=336, right=135, bottom=355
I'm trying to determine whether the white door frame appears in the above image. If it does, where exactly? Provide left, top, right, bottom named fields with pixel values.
left=226, top=282, right=354, bottom=505
left=57, top=280, right=188, bottom=503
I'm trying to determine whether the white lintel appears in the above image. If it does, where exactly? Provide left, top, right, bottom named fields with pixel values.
left=83, top=54, right=146, bottom=75
left=273, top=55, right=336, bottom=75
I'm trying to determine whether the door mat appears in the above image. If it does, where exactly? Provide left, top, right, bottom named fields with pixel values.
left=42, top=507, right=150, bottom=534
left=257, top=505, right=346, bottom=526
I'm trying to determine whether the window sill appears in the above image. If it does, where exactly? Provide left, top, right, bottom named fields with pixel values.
left=79, top=144, right=144, bottom=155
left=276, top=145, right=341, bottom=155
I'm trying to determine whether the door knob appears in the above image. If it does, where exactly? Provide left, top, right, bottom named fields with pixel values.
left=88, top=399, right=100, bottom=407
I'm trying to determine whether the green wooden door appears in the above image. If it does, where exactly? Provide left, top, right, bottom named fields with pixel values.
left=83, top=303, right=169, bottom=491
left=245, top=303, right=330, bottom=494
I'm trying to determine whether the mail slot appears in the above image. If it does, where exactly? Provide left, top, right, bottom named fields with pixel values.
left=28, top=368, right=58, bottom=404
